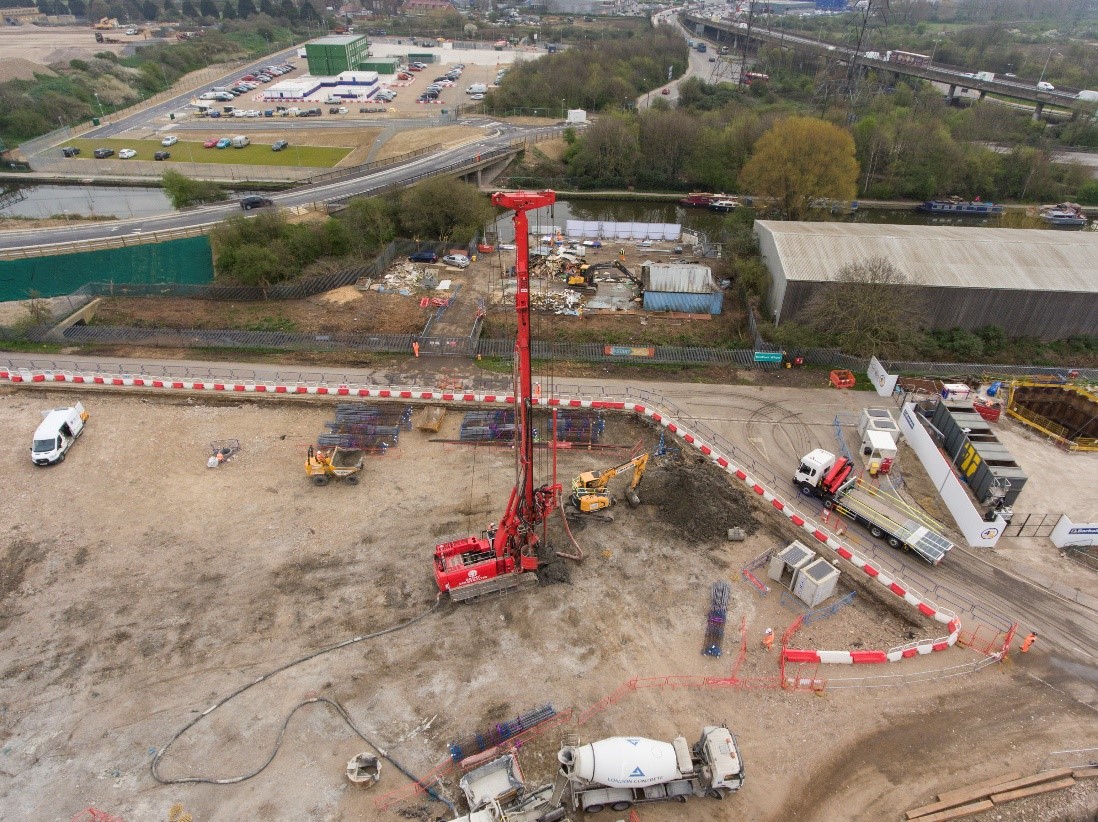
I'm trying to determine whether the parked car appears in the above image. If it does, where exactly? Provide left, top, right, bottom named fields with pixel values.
left=204, top=138, right=219, bottom=148
left=61, top=146, right=80, bottom=157
left=470, top=93, right=485, bottom=101
left=161, top=135, right=178, bottom=146
left=661, top=88, right=671, bottom=95
left=118, top=149, right=136, bottom=159
left=154, top=151, right=170, bottom=160
left=408, top=249, right=439, bottom=263
left=93, top=147, right=114, bottom=158
left=240, top=195, right=274, bottom=210
left=442, top=254, right=471, bottom=268
left=272, top=139, right=289, bottom=151
left=216, top=137, right=232, bottom=148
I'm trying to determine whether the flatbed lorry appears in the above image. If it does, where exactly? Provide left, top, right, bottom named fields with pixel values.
left=794, top=448, right=954, bottom=565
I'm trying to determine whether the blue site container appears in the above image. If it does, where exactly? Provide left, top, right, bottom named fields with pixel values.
left=642, top=290, right=723, bottom=314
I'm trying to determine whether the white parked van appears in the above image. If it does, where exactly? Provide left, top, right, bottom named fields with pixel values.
left=466, top=83, right=487, bottom=95
left=31, top=401, right=88, bottom=465
left=231, top=135, right=250, bottom=148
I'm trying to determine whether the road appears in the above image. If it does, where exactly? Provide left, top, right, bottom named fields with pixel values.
left=639, top=11, right=742, bottom=109
left=3, top=351, right=1096, bottom=708
left=0, top=122, right=539, bottom=252
left=1, top=40, right=562, bottom=252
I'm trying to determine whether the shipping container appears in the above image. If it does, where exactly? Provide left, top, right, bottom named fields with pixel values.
left=306, top=35, right=369, bottom=77
left=641, top=262, right=717, bottom=293
left=408, top=52, right=436, bottom=64
left=357, top=59, right=398, bottom=74
left=642, top=290, right=723, bottom=314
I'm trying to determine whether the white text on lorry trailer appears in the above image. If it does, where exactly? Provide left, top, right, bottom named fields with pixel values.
left=794, top=448, right=954, bottom=565
left=31, top=401, right=88, bottom=465
left=558, top=725, right=744, bottom=813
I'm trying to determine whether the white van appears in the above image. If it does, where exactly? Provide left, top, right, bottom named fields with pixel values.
left=31, top=401, right=88, bottom=465
left=1037, top=81, right=1055, bottom=91
left=466, top=83, right=487, bottom=95
left=231, top=135, right=250, bottom=148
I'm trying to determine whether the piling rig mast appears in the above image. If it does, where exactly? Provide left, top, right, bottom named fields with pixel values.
left=433, top=190, right=562, bottom=602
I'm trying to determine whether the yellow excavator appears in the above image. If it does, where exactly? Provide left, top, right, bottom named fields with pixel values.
left=570, top=453, right=649, bottom=519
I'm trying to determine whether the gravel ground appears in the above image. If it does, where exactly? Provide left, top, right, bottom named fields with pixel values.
left=1, top=388, right=1096, bottom=822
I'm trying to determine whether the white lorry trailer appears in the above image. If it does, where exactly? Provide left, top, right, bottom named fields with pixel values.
left=794, top=448, right=954, bottom=565
left=558, top=725, right=745, bottom=813
left=31, top=401, right=88, bottom=465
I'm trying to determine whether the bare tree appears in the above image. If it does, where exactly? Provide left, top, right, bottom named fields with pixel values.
left=803, top=256, right=926, bottom=357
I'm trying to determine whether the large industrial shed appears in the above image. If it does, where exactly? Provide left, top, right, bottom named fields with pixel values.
left=754, top=221, right=1098, bottom=338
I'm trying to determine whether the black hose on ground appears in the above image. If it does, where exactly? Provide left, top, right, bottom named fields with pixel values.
left=150, top=595, right=456, bottom=813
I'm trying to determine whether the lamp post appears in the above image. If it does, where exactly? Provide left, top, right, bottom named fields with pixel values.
left=561, top=97, right=565, bottom=119
left=93, top=92, right=105, bottom=122
left=1038, top=47, right=1057, bottom=86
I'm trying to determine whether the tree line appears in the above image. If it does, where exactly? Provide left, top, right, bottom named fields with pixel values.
left=210, top=178, right=493, bottom=287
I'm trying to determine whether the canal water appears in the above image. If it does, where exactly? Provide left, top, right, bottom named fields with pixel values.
left=0, top=185, right=1045, bottom=229
left=488, top=199, right=1015, bottom=243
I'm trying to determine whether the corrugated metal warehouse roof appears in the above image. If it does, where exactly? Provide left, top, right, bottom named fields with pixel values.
left=754, top=221, right=1098, bottom=292
left=641, top=261, right=716, bottom=293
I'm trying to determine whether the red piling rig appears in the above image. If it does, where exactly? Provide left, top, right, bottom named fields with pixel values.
left=433, top=191, right=562, bottom=601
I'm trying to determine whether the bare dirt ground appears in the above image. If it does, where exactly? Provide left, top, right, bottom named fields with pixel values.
left=1, top=387, right=1096, bottom=822
left=0, top=25, right=133, bottom=65
left=89, top=287, right=431, bottom=335
left=0, top=56, right=55, bottom=82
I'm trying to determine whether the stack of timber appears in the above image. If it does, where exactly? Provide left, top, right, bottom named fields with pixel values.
left=906, top=766, right=1098, bottom=821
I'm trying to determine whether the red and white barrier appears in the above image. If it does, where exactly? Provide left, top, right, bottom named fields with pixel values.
left=1, top=368, right=960, bottom=663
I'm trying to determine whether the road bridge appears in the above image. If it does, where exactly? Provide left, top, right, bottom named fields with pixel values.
left=682, top=13, right=1083, bottom=119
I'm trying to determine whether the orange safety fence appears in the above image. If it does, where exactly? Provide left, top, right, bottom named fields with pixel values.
left=957, top=622, right=1018, bottom=658
left=71, top=811, right=125, bottom=822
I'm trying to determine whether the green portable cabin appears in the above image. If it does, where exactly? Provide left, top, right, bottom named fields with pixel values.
left=357, top=59, right=398, bottom=74
left=306, top=34, right=370, bottom=76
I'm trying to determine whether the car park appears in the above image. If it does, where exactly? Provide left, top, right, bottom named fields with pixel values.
left=272, top=140, right=289, bottom=151
left=442, top=254, right=471, bottom=268
left=216, top=137, right=232, bottom=148
left=161, top=135, right=178, bottom=146
left=61, top=146, right=80, bottom=157
left=408, top=249, right=439, bottom=263
left=240, top=195, right=274, bottom=210
left=154, top=151, right=170, bottom=160
left=118, top=149, right=136, bottom=159
left=93, top=147, right=114, bottom=158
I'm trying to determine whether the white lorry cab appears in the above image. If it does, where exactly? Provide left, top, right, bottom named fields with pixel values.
left=32, top=402, right=88, bottom=465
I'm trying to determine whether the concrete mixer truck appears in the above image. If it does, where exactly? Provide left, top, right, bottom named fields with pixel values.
left=557, top=725, right=745, bottom=813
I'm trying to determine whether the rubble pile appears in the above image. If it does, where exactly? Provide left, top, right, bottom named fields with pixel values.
left=530, top=290, right=583, bottom=314
left=366, top=262, right=434, bottom=296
